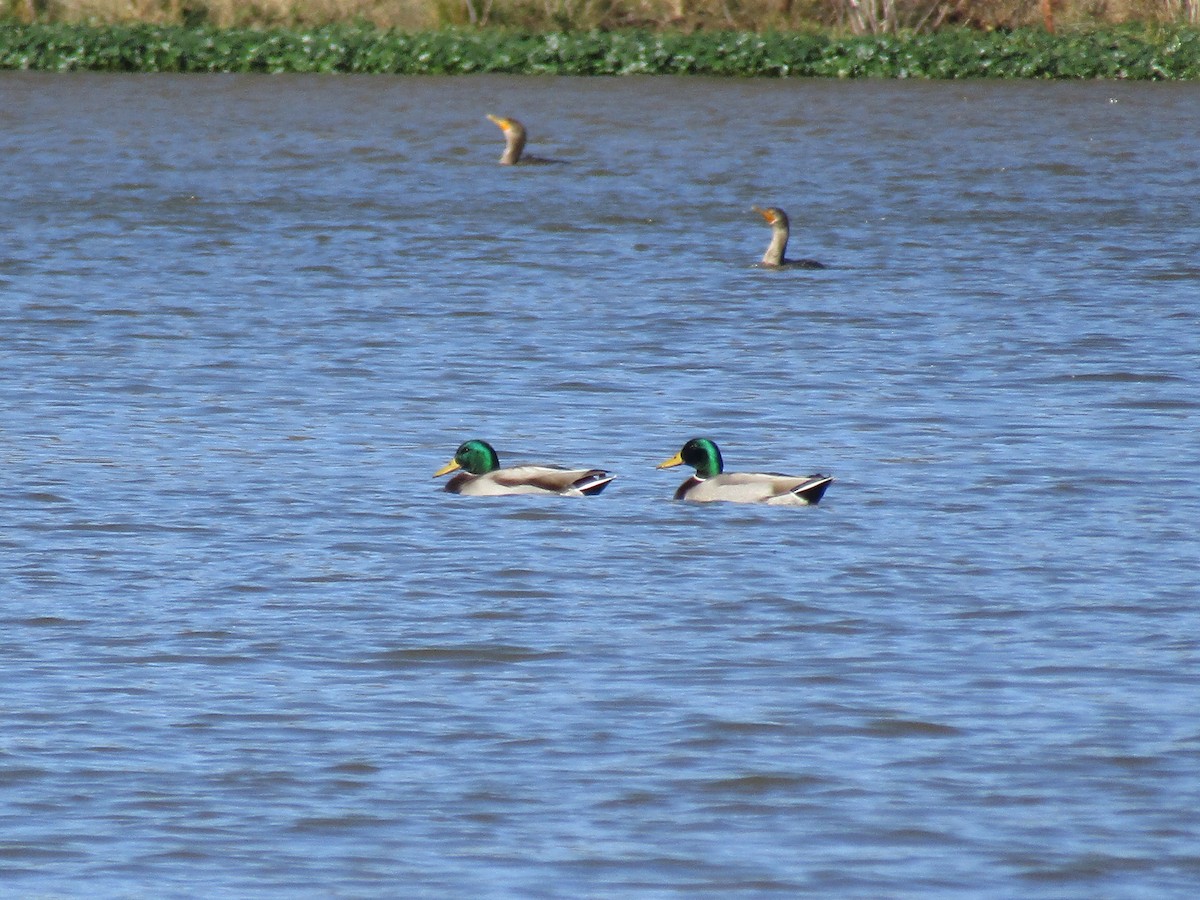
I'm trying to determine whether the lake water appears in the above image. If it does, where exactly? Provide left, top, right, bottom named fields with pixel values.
left=2, top=72, right=1199, bottom=897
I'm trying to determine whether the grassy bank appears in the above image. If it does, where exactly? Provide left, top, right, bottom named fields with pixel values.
left=2, top=22, right=1199, bottom=76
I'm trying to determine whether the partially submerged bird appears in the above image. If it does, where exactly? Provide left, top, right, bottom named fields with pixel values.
left=486, top=114, right=565, bottom=165
left=753, top=205, right=826, bottom=269
left=434, top=439, right=615, bottom=497
left=657, top=438, right=832, bottom=505
left=486, top=114, right=528, bottom=165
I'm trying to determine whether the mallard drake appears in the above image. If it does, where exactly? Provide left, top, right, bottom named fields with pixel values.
left=434, top=439, right=614, bottom=497
left=657, top=438, right=832, bottom=505
left=753, top=205, right=826, bottom=269
left=486, top=114, right=528, bottom=165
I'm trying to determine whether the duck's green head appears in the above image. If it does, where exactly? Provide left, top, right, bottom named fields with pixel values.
left=434, top=439, right=500, bottom=477
left=657, top=438, right=723, bottom=479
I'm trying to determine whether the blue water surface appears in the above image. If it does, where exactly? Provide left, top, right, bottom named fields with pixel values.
left=2, top=73, right=1199, bottom=897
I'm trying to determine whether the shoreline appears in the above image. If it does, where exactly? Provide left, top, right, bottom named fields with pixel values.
left=2, top=24, right=1198, bottom=78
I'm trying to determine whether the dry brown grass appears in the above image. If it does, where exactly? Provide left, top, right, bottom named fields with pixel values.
left=6, top=0, right=434, bottom=27
left=956, top=0, right=1200, bottom=29
left=5, top=0, right=1198, bottom=29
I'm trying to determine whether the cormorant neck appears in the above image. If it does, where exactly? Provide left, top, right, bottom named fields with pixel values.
left=762, top=224, right=789, bottom=267
left=500, top=132, right=525, bottom=165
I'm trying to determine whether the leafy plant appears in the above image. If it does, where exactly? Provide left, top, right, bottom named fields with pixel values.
left=1, top=21, right=1198, bottom=76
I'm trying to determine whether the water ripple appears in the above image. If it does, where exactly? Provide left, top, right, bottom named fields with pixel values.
left=2, top=72, right=1198, bottom=899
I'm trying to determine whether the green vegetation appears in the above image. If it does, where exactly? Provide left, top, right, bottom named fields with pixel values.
left=2, top=22, right=1199, bottom=77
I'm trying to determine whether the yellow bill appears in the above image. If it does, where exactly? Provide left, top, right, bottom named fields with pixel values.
left=433, top=458, right=461, bottom=477
left=657, top=451, right=684, bottom=469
